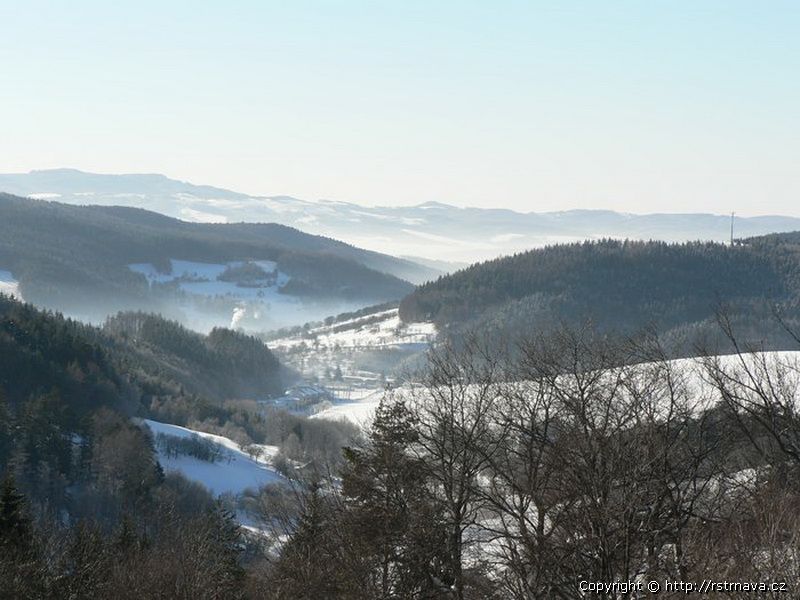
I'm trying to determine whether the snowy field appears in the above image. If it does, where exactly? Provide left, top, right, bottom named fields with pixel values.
left=311, top=351, right=800, bottom=426
left=141, top=419, right=283, bottom=497
left=0, top=269, right=22, bottom=300
left=129, top=259, right=365, bottom=330
left=311, top=389, right=384, bottom=425
left=129, top=259, right=290, bottom=302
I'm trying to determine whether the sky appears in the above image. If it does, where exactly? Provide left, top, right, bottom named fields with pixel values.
left=1, top=1, right=799, bottom=215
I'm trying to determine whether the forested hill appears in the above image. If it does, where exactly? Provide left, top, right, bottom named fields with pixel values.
left=101, top=311, right=284, bottom=403
left=0, top=296, right=285, bottom=596
left=744, top=230, right=800, bottom=246
left=0, top=295, right=284, bottom=422
left=399, top=238, right=800, bottom=342
left=0, top=294, right=285, bottom=513
left=0, top=193, right=425, bottom=322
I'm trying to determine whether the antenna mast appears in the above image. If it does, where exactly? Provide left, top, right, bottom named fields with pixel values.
left=730, top=211, right=735, bottom=245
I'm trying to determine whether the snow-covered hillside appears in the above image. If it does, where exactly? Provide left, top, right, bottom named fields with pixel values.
left=311, top=389, right=384, bottom=425
left=269, top=308, right=435, bottom=352
left=142, top=419, right=283, bottom=497
left=312, top=350, right=800, bottom=426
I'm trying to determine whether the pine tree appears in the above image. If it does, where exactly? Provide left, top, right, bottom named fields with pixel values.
left=0, top=473, right=34, bottom=550
left=0, top=389, right=13, bottom=473
left=267, top=483, right=349, bottom=599
left=0, top=474, right=46, bottom=599
left=204, top=502, right=246, bottom=592
left=341, top=398, right=451, bottom=598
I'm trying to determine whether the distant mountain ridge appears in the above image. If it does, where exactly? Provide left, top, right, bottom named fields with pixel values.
left=2, top=168, right=800, bottom=264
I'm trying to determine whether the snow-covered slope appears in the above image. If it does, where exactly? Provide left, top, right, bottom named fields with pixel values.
left=270, top=308, right=435, bottom=352
left=311, top=389, right=384, bottom=425
left=142, top=419, right=283, bottom=497
left=130, top=259, right=286, bottom=292
left=311, top=351, right=800, bottom=426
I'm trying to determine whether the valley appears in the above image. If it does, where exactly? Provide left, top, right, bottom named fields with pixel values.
left=5, top=4, right=800, bottom=596
left=6, top=194, right=800, bottom=597
left=264, top=307, right=437, bottom=423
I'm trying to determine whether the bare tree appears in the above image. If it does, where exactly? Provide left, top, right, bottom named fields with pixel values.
left=702, top=311, right=800, bottom=466
left=409, top=333, right=507, bottom=599
left=474, top=327, right=725, bottom=598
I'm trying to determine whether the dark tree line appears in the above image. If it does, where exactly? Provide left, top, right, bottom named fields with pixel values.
left=0, top=293, right=286, bottom=428
left=155, top=432, right=225, bottom=463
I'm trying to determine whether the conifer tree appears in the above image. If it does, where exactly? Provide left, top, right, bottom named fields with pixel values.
left=341, top=398, right=451, bottom=598
left=204, top=502, right=246, bottom=592
left=267, top=483, right=349, bottom=599
left=0, top=473, right=46, bottom=599
left=0, top=473, right=34, bottom=550
left=0, top=390, right=12, bottom=473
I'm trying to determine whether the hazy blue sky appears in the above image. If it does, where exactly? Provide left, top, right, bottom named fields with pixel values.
left=2, top=1, right=799, bottom=215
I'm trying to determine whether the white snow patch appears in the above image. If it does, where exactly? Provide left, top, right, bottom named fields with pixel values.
left=26, top=192, right=61, bottom=199
left=130, top=258, right=358, bottom=331
left=180, top=207, right=229, bottom=223
left=110, top=192, right=147, bottom=199
left=258, top=197, right=308, bottom=214
left=201, top=197, right=253, bottom=210
left=311, top=389, right=383, bottom=425
left=129, top=259, right=292, bottom=303
left=0, top=270, right=22, bottom=300
left=350, top=209, right=393, bottom=221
